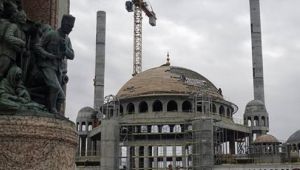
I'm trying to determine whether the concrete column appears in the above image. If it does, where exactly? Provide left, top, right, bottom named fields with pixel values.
left=259, top=117, right=262, bottom=126
left=144, top=146, right=149, bottom=169
left=85, top=138, right=88, bottom=156
left=94, top=11, right=106, bottom=112
left=100, top=119, right=120, bottom=170
left=127, top=146, right=131, bottom=169
left=135, top=146, right=139, bottom=169
left=148, top=101, right=153, bottom=113
left=96, top=140, right=101, bottom=156
left=85, top=121, right=88, bottom=132
left=79, top=137, right=82, bottom=156
left=172, top=145, right=176, bottom=167
left=178, top=101, right=182, bottom=112
left=134, top=102, right=138, bottom=114
left=163, top=100, right=167, bottom=112
left=153, top=146, right=158, bottom=168
left=229, top=139, right=235, bottom=155
left=86, top=137, right=92, bottom=156
left=192, top=117, right=214, bottom=170
left=163, top=146, right=167, bottom=168
left=182, top=146, right=186, bottom=168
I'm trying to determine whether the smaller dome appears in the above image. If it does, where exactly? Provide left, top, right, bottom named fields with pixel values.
left=247, top=100, right=264, bottom=106
left=254, top=134, right=280, bottom=144
left=76, top=106, right=96, bottom=120
left=287, top=130, right=300, bottom=144
left=244, top=100, right=268, bottom=115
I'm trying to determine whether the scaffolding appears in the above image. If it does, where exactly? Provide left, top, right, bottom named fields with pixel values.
left=119, top=121, right=195, bottom=170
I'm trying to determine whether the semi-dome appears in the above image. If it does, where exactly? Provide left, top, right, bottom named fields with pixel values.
left=76, top=106, right=96, bottom=120
left=287, top=130, right=300, bottom=144
left=254, top=134, right=280, bottom=144
left=117, top=65, right=222, bottom=99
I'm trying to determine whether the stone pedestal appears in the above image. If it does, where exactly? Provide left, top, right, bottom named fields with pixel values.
left=0, top=111, right=78, bottom=170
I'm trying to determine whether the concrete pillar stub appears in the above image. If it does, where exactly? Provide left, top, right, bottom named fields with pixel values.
left=100, top=119, right=120, bottom=170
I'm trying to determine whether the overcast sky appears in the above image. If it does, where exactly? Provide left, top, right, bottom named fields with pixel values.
left=66, top=0, right=300, bottom=141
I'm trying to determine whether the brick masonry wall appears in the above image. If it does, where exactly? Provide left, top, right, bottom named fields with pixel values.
left=21, top=0, right=69, bottom=29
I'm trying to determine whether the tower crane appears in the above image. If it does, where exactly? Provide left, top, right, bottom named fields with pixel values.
left=125, top=0, right=157, bottom=76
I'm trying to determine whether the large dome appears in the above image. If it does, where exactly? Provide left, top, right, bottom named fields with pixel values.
left=117, top=65, right=223, bottom=99
left=287, top=130, right=300, bottom=144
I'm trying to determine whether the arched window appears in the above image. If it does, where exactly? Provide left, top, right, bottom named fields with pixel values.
left=139, top=101, right=148, bottom=113
left=187, top=125, right=192, bottom=131
left=212, top=104, right=216, bottom=113
left=162, top=125, right=170, bottom=133
left=226, top=108, right=231, bottom=117
left=173, top=125, right=182, bottom=133
left=182, top=100, right=192, bottom=112
left=197, top=104, right=202, bottom=112
left=254, top=116, right=259, bottom=126
left=247, top=117, right=251, bottom=127
left=88, top=122, right=93, bottom=131
left=219, top=105, right=225, bottom=116
left=141, top=125, right=148, bottom=133
left=167, top=100, right=178, bottom=112
left=127, top=103, right=135, bottom=114
left=153, top=100, right=163, bottom=112
left=151, top=125, right=159, bottom=133
left=82, top=122, right=86, bottom=131
left=120, top=105, right=123, bottom=114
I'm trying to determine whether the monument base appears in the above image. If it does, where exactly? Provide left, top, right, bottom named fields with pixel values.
left=0, top=111, right=78, bottom=170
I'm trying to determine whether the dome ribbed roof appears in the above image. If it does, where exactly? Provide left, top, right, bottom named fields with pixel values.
left=247, top=100, right=264, bottom=106
left=76, top=106, right=96, bottom=120
left=287, top=130, right=300, bottom=144
left=254, top=134, right=280, bottom=144
left=117, top=66, right=222, bottom=99
left=245, top=99, right=268, bottom=115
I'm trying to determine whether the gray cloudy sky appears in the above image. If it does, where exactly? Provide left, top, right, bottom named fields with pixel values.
left=66, top=0, right=300, bottom=141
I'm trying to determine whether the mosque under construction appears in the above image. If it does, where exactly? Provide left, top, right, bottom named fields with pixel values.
left=75, top=1, right=300, bottom=170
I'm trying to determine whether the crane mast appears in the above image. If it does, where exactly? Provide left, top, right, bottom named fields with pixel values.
left=133, top=4, right=143, bottom=76
left=126, top=0, right=157, bottom=76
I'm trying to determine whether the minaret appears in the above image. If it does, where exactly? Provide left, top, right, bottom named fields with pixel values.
left=244, top=0, right=269, bottom=140
left=94, top=11, right=106, bottom=112
left=250, top=0, right=265, bottom=103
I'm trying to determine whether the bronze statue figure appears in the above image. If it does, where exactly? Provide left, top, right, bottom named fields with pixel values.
left=0, top=65, right=45, bottom=111
left=0, top=10, right=26, bottom=81
left=0, top=0, right=75, bottom=115
left=36, top=14, right=75, bottom=114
